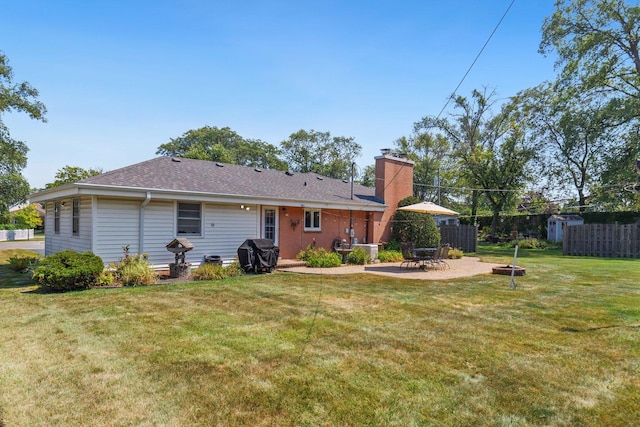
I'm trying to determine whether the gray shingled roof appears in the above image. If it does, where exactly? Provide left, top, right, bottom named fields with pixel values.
left=77, top=157, right=383, bottom=207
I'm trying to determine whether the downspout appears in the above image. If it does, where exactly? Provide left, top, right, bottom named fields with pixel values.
left=349, top=162, right=354, bottom=245
left=139, top=192, right=151, bottom=253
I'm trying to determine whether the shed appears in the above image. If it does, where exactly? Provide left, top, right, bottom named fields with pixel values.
left=547, top=215, right=584, bottom=242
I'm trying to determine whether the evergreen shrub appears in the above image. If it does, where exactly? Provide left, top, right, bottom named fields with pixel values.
left=33, top=250, right=104, bottom=291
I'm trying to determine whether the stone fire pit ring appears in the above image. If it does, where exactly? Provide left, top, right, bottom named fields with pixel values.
left=492, top=265, right=526, bottom=276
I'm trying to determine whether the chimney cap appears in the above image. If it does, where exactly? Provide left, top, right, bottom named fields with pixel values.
left=380, top=148, right=391, bottom=155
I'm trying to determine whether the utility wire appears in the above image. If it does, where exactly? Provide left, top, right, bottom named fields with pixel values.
left=435, top=0, right=516, bottom=120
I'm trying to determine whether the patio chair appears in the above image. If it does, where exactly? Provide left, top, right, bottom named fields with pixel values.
left=400, top=242, right=421, bottom=269
left=435, top=244, right=451, bottom=270
left=423, top=245, right=442, bottom=270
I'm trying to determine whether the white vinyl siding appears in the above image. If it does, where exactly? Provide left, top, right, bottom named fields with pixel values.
left=94, top=199, right=140, bottom=263
left=141, top=201, right=176, bottom=265
left=44, top=197, right=262, bottom=267
left=43, top=198, right=92, bottom=256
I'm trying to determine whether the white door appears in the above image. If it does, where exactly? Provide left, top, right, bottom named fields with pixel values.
left=262, top=206, right=278, bottom=245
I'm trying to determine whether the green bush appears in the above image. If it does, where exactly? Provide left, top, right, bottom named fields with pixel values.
left=110, top=253, right=157, bottom=286
left=391, top=196, right=441, bottom=248
left=296, top=243, right=325, bottom=262
left=511, top=238, right=548, bottom=249
left=8, top=256, right=40, bottom=272
left=192, top=262, right=244, bottom=281
left=346, top=247, right=369, bottom=265
left=448, top=248, right=464, bottom=259
left=377, top=250, right=404, bottom=263
left=32, top=250, right=104, bottom=291
left=306, top=251, right=342, bottom=268
left=382, top=240, right=401, bottom=252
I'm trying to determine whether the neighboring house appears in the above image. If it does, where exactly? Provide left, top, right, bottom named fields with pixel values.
left=547, top=214, right=584, bottom=242
left=29, top=152, right=414, bottom=267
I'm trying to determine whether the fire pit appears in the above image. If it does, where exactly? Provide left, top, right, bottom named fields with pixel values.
left=492, top=265, right=526, bottom=276
left=166, top=238, right=193, bottom=278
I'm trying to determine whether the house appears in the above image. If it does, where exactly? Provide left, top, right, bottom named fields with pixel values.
left=29, top=152, right=414, bottom=267
left=547, top=214, right=584, bottom=242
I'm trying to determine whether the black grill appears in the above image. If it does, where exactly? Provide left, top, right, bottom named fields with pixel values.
left=237, top=239, right=279, bottom=273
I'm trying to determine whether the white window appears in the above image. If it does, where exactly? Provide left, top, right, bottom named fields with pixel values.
left=54, top=202, right=60, bottom=234
left=72, top=199, right=80, bottom=235
left=177, top=202, right=201, bottom=235
left=304, top=209, right=321, bottom=231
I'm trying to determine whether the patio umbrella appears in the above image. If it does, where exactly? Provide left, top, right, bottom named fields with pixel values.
left=397, top=201, right=459, bottom=216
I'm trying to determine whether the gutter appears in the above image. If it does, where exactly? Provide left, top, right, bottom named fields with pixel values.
left=139, top=192, right=152, bottom=253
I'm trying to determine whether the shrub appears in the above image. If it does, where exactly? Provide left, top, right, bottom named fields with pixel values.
left=448, top=248, right=464, bottom=259
left=346, top=247, right=369, bottom=265
left=391, top=196, right=441, bottom=248
left=192, top=261, right=245, bottom=281
left=8, top=256, right=40, bottom=272
left=306, top=251, right=342, bottom=268
left=382, top=240, right=401, bottom=252
left=32, top=250, right=104, bottom=291
left=511, top=238, right=548, bottom=249
left=110, top=253, right=157, bottom=286
left=296, top=243, right=324, bottom=262
left=377, top=250, right=404, bottom=263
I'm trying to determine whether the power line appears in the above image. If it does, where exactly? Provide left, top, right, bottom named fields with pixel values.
left=435, top=0, right=516, bottom=120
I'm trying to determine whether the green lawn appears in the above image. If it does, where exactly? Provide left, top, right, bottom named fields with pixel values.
left=1, top=246, right=639, bottom=426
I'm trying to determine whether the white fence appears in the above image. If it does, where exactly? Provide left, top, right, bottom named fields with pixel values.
left=0, top=229, right=35, bottom=241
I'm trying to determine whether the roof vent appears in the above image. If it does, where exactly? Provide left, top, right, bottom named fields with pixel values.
left=171, top=157, right=181, bottom=162
left=285, top=171, right=294, bottom=176
left=342, top=179, right=349, bottom=183
left=303, top=181, right=307, bottom=186
left=216, top=162, right=224, bottom=167
left=316, top=176, right=323, bottom=180
left=254, top=168, right=262, bottom=172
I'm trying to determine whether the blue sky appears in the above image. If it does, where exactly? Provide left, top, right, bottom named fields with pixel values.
left=2, top=0, right=557, bottom=189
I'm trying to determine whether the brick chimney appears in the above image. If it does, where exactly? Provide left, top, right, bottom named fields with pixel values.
left=371, top=150, right=414, bottom=244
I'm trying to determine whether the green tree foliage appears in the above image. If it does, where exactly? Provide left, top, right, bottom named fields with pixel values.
left=156, top=125, right=286, bottom=170
left=11, top=204, right=42, bottom=229
left=516, top=83, right=628, bottom=211
left=0, top=52, right=46, bottom=215
left=45, top=165, right=102, bottom=189
left=540, top=0, right=640, bottom=104
left=394, top=131, right=457, bottom=204
left=420, top=89, right=536, bottom=235
left=357, top=164, right=376, bottom=187
left=391, top=196, right=441, bottom=248
left=539, top=1, right=640, bottom=209
left=280, top=129, right=362, bottom=180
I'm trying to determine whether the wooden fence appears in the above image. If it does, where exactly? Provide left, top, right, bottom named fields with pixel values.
left=440, top=225, right=478, bottom=253
left=563, top=223, right=640, bottom=258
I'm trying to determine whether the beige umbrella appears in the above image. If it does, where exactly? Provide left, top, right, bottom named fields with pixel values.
left=397, top=201, right=459, bottom=216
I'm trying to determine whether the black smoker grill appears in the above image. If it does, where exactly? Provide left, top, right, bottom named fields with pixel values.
left=237, top=239, right=279, bottom=273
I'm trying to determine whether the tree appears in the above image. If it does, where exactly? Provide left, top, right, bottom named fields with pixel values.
left=394, top=131, right=457, bottom=204
left=515, top=83, right=625, bottom=211
left=418, top=89, right=536, bottom=236
left=45, top=165, right=103, bottom=189
left=280, top=129, right=362, bottom=180
left=358, top=164, right=376, bottom=187
left=540, top=0, right=640, bottom=104
left=0, top=52, right=46, bottom=215
left=156, top=126, right=287, bottom=170
left=391, top=196, right=440, bottom=247
left=11, top=204, right=42, bottom=229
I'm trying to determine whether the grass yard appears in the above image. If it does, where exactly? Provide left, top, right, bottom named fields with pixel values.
left=0, top=246, right=639, bottom=426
